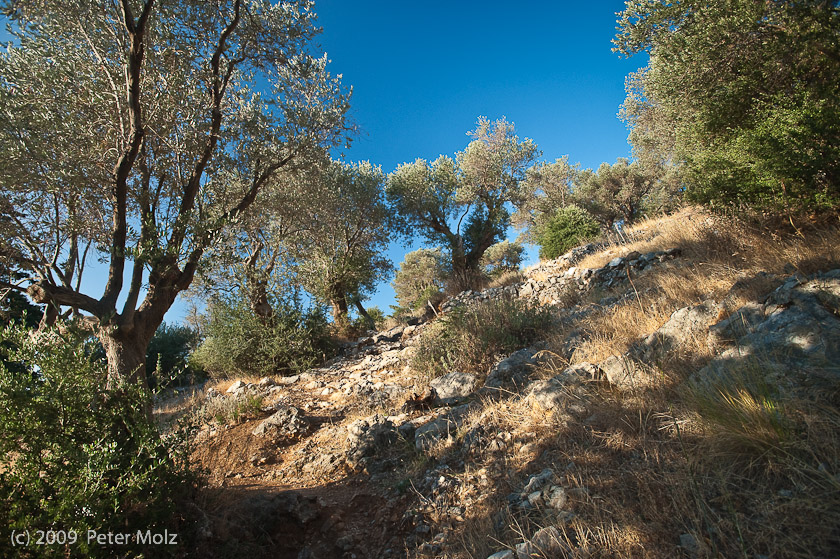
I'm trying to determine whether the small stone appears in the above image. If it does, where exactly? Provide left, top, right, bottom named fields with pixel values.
left=526, top=491, right=543, bottom=506
left=544, top=485, right=567, bottom=510
left=486, top=551, right=514, bottom=559
left=252, top=405, right=308, bottom=437
left=515, top=526, right=569, bottom=558
left=679, top=533, right=701, bottom=556
left=226, top=380, right=246, bottom=394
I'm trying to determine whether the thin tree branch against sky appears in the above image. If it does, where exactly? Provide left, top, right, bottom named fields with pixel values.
left=0, top=1, right=647, bottom=323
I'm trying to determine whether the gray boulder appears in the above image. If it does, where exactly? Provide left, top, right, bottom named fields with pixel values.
left=373, top=325, right=405, bottom=344
left=415, top=404, right=471, bottom=451
left=485, top=346, right=544, bottom=389
left=252, top=405, right=308, bottom=438
left=599, top=354, right=643, bottom=389
left=696, top=271, right=840, bottom=391
left=429, top=371, right=477, bottom=405
left=526, top=362, right=600, bottom=409
left=346, top=414, right=399, bottom=467
left=637, top=299, right=720, bottom=360
left=226, top=380, right=247, bottom=394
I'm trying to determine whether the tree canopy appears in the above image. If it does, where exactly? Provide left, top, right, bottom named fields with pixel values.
left=616, top=0, right=840, bottom=213
left=572, top=158, right=653, bottom=230
left=287, top=159, right=397, bottom=323
left=0, top=0, right=349, bottom=385
left=512, top=157, right=579, bottom=243
left=387, top=117, right=538, bottom=291
left=392, top=247, right=450, bottom=312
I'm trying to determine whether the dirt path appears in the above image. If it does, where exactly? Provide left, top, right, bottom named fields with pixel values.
left=187, top=331, right=428, bottom=558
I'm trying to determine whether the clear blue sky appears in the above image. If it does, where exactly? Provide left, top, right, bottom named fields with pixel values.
left=2, top=2, right=647, bottom=324
left=312, top=0, right=646, bottom=316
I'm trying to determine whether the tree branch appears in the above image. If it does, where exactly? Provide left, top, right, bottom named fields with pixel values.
left=103, top=0, right=154, bottom=309
left=27, top=281, right=106, bottom=318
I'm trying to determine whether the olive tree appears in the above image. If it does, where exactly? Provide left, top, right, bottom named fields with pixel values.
left=512, top=156, right=580, bottom=242
left=480, top=240, right=524, bottom=278
left=288, top=160, right=397, bottom=324
left=571, top=158, right=652, bottom=230
left=388, top=117, right=538, bottom=292
left=392, top=247, right=449, bottom=312
left=615, top=0, right=840, bottom=213
left=0, top=0, right=349, bottom=388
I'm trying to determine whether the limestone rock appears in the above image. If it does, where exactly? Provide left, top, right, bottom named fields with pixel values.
left=415, top=405, right=471, bottom=451
left=599, top=354, right=642, bottom=389
left=637, top=299, right=720, bottom=360
left=515, top=526, right=571, bottom=558
left=346, top=414, right=399, bottom=467
left=526, top=362, right=601, bottom=409
left=485, top=346, right=544, bottom=389
left=429, top=371, right=477, bottom=405
left=526, top=377, right=568, bottom=409
left=696, top=271, right=840, bottom=391
left=252, top=405, right=308, bottom=438
left=226, top=380, right=246, bottom=394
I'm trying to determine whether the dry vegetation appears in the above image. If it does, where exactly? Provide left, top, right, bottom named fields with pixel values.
left=153, top=207, right=840, bottom=558
left=433, top=207, right=840, bottom=558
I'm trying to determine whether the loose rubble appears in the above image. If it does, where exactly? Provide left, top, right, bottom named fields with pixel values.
left=182, top=228, right=840, bottom=559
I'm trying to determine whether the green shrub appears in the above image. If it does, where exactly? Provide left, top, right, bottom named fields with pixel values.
left=349, top=305, right=387, bottom=332
left=411, top=297, right=553, bottom=380
left=537, top=205, right=600, bottom=260
left=0, top=325, right=198, bottom=558
left=146, top=322, right=202, bottom=389
left=190, top=296, right=333, bottom=378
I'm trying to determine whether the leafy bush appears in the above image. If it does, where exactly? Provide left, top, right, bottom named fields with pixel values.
left=350, top=305, right=387, bottom=332
left=190, top=296, right=333, bottom=378
left=537, top=205, right=600, bottom=260
left=411, top=297, right=553, bottom=379
left=146, top=322, right=202, bottom=389
left=0, top=325, right=198, bottom=558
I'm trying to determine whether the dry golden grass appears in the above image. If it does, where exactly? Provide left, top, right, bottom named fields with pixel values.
left=153, top=384, right=207, bottom=428
left=577, top=206, right=840, bottom=279
left=486, top=270, right=526, bottom=289
left=444, top=373, right=840, bottom=559
left=436, top=209, right=840, bottom=559
left=553, top=206, right=840, bottom=370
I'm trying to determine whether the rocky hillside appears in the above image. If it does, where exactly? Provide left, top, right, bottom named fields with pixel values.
left=164, top=208, right=840, bottom=559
